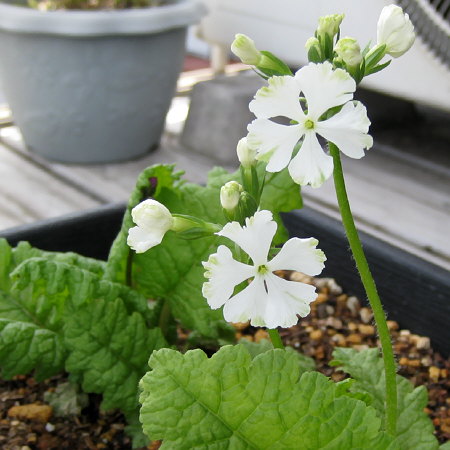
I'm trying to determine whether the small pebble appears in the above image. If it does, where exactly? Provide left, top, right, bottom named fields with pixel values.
left=358, top=324, right=375, bottom=336
left=408, top=359, right=421, bottom=368
left=325, top=305, right=335, bottom=315
left=348, top=322, right=358, bottom=331
left=310, top=329, right=323, bottom=340
left=429, top=366, right=441, bottom=382
left=331, top=333, right=346, bottom=346
left=421, top=355, right=432, bottom=367
left=399, top=357, right=409, bottom=366
left=254, top=329, right=269, bottom=343
left=325, top=317, right=343, bottom=329
left=416, top=336, right=431, bottom=350
left=315, top=293, right=328, bottom=304
left=347, top=333, right=362, bottom=345
left=387, top=320, right=399, bottom=331
left=45, top=423, right=55, bottom=432
left=359, top=307, right=373, bottom=324
left=346, top=296, right=360, bottom=315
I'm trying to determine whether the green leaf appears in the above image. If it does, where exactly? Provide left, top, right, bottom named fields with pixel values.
left=331, top=347, right=439, bottom=449
left=0, top=239, right=106, bottom=293
left=0, top=319, right=66, bottom=380
left=64, top=296, right=167, bottom=414
left=239, top=338, right=315, bottom=372
left=140, top=345, right=392, bottom=449
left=0, top=257, right=156, bottom=381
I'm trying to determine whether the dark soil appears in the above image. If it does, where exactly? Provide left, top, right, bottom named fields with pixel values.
left=1, top=273, right=448, bottom=449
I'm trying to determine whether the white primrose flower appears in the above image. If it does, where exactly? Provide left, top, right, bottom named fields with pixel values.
left=202, top=210, right=326, bottom=328
left=127, top=199, right=174, bottom=253
left=377, top=4, right=415, bottom=58
left=247, top=61, right=373, bottom=188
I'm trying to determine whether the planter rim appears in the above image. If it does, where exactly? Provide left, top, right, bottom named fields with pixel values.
left=0, top=0, right=207, bottom=36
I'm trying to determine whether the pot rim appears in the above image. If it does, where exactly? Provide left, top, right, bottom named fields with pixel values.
left=0, top=0, right=207, bottom=36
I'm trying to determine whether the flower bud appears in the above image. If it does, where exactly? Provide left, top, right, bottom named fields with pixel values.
left=305, top=37, right=320, bottom=52
left=220, top=181, right=243, bottom=212
left=377, top=4, right=415, bottom=58
left=317, top=14, right=344, bottom=40
left=231, top=34, right=262, bottom=65
left=127, top=199, right=173, bottom=253
left=236, top=137, right=257, bottom=168
left=334, top=37, right=362, bottom=67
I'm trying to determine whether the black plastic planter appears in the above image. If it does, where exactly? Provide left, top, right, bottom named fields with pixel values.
left=1, top=203, right=449, bottom=356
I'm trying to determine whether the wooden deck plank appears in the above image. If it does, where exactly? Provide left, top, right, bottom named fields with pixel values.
left=0, top=140, right=100, bottom=230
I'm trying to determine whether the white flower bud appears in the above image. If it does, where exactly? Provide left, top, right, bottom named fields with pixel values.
left=231, top=34, right=262, bottom=65
left=236, top=137, right=257, bottom=168
left=317, top=14, right=344, bottom=40
left=127, top=199, right=173, bottom=253
left=334, top=37, right=362, bottom=67
left=377, top=4, right=415, bottom=58
left=220, top=181, right=243, bottom=212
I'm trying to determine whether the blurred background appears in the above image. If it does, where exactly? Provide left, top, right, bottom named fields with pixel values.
left=0, top=0, right=449, bottom=269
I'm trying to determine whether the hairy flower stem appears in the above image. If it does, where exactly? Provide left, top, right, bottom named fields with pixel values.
left=268, top=329, right=284, bottom=349
left=329, top=142, right=397, bottom=436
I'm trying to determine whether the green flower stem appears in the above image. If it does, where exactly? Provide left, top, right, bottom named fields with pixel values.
left=268, top=329, right=284, bottom=349
left=329, top=142, right=397, bottom=436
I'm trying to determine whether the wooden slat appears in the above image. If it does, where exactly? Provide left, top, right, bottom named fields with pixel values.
left=0, top=141, right=100, bottom=230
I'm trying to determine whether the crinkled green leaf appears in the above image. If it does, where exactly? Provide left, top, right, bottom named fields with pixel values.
left=331, top=347, right=439, bottom=449
left=11, top=257, right=155, bottom=324
left=140, top=345, right=392, bottom=449
left=0, top=319, right=66, bottom=380
left=64, top=296, right=167, bottom=414
left=0, top=257, right=156, bottom=381
left=0, top=239, right=106, bottom=292
left=239, top=338, right=315, bottom=372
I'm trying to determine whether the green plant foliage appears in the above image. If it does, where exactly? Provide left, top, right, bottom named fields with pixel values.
left=139, top=345, right=393, bottom=449
left=331, top=347, right=440, bottom=449
left=64, top=296, right=167, bottom=414
left=239, top=338, right=316, bottom=372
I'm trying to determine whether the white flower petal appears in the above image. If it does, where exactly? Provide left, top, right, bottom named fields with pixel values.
left=249, top=75, right=305, bottom=121
left=127, top=226, right=164, bottom=253
left=268, top=237, right=326, bottom=276
left=316, top=101, right=373, bottom=159
left=247, top=120, right=303, bottom=172
left=202, top=245, right=255, bottom=309
left=262, top=273, right=318, bottom=328
left=288, top=131, right=334, bottom=188
left=223, top=277, right=268, bottom=326
left=218, top=210, right=276, bottom=266
left=295, top=62, right=355, bottom=119
left=131, top=199, right=173, bottom=232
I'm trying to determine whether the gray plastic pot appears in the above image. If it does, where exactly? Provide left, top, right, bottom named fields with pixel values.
left=0, top=0, right=206, bottom=163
